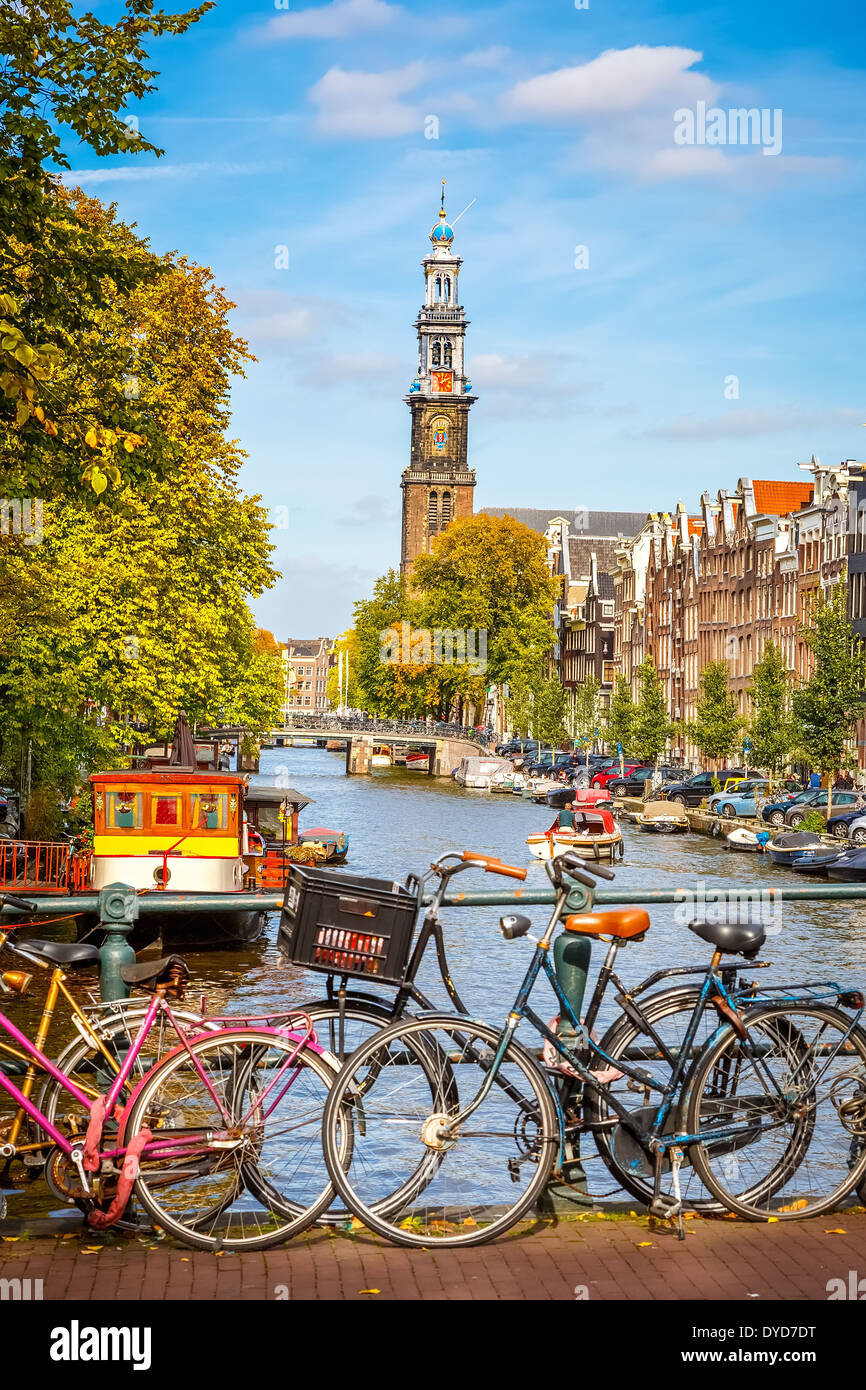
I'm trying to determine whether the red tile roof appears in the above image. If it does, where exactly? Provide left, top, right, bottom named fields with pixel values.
left=753, top=480, right=814, bottom=516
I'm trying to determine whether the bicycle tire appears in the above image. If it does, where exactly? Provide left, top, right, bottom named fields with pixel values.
left=124, top=1028, right=345, bottom=1252
left=322, top=1013, right=559, bottom=1249
left=685, top=1002, right=866, bottom=1220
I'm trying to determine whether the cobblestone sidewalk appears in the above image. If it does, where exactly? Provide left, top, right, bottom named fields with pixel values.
left=3, top=1207, right=866, bottom=1301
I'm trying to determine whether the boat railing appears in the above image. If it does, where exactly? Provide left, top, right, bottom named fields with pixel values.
left=0, top=839, right=71, bottom=892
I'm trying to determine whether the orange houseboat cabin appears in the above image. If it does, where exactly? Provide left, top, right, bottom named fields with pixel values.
left=91, top=770, right=249, bottom=893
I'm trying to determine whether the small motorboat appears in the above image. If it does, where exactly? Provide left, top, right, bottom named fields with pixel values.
left=405, top=751, right=429, bottom=771
left=371, top=745, right=392, bottom=768
left=789, top=845, right=844, bottom=875
left=453, top=755, right=512, bottom=789
left=298, top=827, right=350, bottom=864
left=725, top=827, right=771, bottom=853
left=826, top=848, right=866, bottom=882
left=635, top=800, right=689, bottom=833
left=546, top=786, right=612, bottom=811
left=526, top=808, right=624, bottom=862
left=767, top=831, right=822, bottom=867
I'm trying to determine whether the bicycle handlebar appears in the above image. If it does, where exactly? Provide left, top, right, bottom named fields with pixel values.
left=0, top=893, right=38, bottom=912
left=460, top=852, right=527, bottom=881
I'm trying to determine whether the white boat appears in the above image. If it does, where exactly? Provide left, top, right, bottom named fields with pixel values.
left=405, top=751, right=429, bottom=771
left=371, top=745, right=392, bottom=768
left=526, top=808, right=623, bottom=862
left=726, top=826, right=769, bottom=853
left=453, top=755, right=512, bottom=789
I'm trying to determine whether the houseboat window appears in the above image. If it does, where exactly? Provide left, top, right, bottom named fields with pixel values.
left=190, top=792, right=228, bottom=830
left=152, top=795, right=180, bottom=827
left=107, top=791, right=143, bottom=829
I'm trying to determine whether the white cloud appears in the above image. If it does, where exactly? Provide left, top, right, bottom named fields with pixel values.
left=302, top=351, right=403, bottom=389
left=640, top=146, right=735, bottom=181
left=338, top=494, right=400, bottom=526
left=642, top=406, right=863, bottom=441
left=309, top=62, right=426, bottom=138
left=256, top=0, right=401, bottom=41
left=61, top=161, right=265, bottom=186
left=231, top=291, right=339, bottom=346
left=503, top=46, right=717, bottom=120
left=461, top=46, right=510, bottom=69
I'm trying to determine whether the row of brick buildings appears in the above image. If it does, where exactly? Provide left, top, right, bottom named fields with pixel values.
left=534, top=456, right=863, bottom=763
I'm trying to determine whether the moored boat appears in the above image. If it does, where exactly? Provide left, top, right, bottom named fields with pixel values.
left=826, top=848, right=866, bottom=882
left=526, top=808, right=624, bottom=862
left=546, top=786, right=613, bottom=811
left=453, top=755, right=511, bottom=789
left=725, top=826, right=771, bottom=853
left=371, top=745, right=393, bottom=768
left=635, top=799, right=689, bottom=833
left=405, top=751, right=430, bottom=771
left=767, top=831, right=823, bottom=867
left=790, top=845, right=844, bottom=874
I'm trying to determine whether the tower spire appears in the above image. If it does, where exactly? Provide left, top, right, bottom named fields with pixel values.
left=440, top=178, right=446, bottom=213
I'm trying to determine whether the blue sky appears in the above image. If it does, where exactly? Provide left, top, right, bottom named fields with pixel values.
left=65, top=0, right=866, bottom=637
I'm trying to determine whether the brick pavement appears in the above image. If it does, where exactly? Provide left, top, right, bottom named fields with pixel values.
left=3, top=1206, right=866, bottom=1301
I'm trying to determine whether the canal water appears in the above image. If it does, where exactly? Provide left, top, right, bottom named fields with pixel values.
left=6, top=745, right=866, bottom=1217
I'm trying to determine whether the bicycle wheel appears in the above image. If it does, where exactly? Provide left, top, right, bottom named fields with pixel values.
left=322, top=1013, right=559, bottom=1249
left=685, top=1003, right=866, bottom=1219
left=39, top=1002, right=205, bottom=1137
left=584, top=986, right=729, bottom=1211
left=123, top=1028, right=344, bottom=1251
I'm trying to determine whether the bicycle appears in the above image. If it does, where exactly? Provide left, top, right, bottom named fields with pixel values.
left=0, top=944, right=346, bottom=1249
left=318, top=851, right=866, bottom=1247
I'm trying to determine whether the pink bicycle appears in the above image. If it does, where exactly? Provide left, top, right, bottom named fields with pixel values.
left=0, top=916, right=346, bottom=1251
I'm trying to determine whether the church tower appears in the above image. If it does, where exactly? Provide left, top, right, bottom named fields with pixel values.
left=400, top=185, right=476, bottom=574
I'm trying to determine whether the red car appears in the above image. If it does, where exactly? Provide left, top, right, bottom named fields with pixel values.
left=590, top=762, right=649, bottom=789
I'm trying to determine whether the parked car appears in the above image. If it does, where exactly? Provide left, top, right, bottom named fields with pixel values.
left=709, top=778, right=803, bottom=821
left=496, top=738, right=539, bottom=758
left=662, top=769, right=747, bottom=809
left=843, top=813, right=866, bottom=847
left=785, top=790, right=863, bottom=828
left=605, top=767, right=682, bottom=798
left=590, top=762, right=651, bottom=790
left=826, top=805, right=866, bottom=840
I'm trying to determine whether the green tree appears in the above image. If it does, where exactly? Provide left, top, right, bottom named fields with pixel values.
left=572, top=676, right=600, bottom=750
left=792, top=582, right=866, bottom=820
left=605, top=676, right=636, bottom=757
left=0, top=0, right=212, bottom=488
left=747, top=641, right=797, bottom=779
left=533, top=675, right=568, bottom=748
left=632, top=659, right=673, bottom=765
left=506, top=672, right=534, bottom=740
left=690, top=661, right=741, bottom=768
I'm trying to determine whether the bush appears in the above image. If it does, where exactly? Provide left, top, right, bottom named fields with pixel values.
left=798, top=811, right=827, bottom=834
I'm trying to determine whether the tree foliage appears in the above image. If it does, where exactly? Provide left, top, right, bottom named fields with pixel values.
left=572, top=677, right=600, bottom=748
left=533, top=675, right=568, bottom=747
left=632, top=659, right=673, bottom=765
left=747, top=641, right=797, bottom=776
left=605, top=676, right=636, bottom=756
left=792, top=583, right=866, bottom=782
left=690, top=660, right=741, bottom=766
left=0, top=0, right=211, bottom=490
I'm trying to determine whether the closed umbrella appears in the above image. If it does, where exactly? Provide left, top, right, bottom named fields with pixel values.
left=168, top=711, right=197, bottom=769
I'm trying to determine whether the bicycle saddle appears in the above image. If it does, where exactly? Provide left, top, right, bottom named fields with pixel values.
left=13, top=939, right=100, bottom=967
left=120, top=954, right=189, bottom=989
left=687, top=918, right=766, bottom=958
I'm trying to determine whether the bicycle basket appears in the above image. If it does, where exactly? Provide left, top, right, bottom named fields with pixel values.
left=278, top=864, right=420, bottom=985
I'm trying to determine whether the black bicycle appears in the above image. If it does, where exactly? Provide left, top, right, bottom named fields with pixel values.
left=314, top=851, right=866, bottom=1247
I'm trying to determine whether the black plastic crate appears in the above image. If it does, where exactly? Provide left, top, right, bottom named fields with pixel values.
left=278, top=863, right=421, bottom=985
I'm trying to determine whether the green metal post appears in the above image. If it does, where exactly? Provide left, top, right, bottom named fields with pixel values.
left=537, top=930, right=594, bottom=1212
left=97, top=883, right=139, bottom=1002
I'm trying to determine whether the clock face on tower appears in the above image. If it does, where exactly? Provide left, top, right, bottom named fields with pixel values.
left=431, top=370, right=454, bottom=393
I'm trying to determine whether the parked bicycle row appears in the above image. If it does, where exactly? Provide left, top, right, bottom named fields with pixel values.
left=1, top=852, right=866, bottom=1252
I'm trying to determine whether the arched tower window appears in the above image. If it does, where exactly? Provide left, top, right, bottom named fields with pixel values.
left=443, top=339, right=452, bottom=368
left=443, top=276, right=451, bottom=303
left=428, top=491, right=439, bottom=536
left=440, top=491, right=452, bottom=527
left=431, top=340, right=441, bottom=367
left=434, top=276, right=442, bottom=303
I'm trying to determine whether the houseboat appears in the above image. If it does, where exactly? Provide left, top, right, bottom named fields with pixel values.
left=90, top=769, right=266, bottom=948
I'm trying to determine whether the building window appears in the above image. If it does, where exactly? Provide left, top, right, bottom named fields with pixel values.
left=431, top=340, right=441, bottom=367
left=428, top=491, right=439, bottom=535
left=440, top=491, right=452, bottom=526
left=444, top=275, right=451, bottom=303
